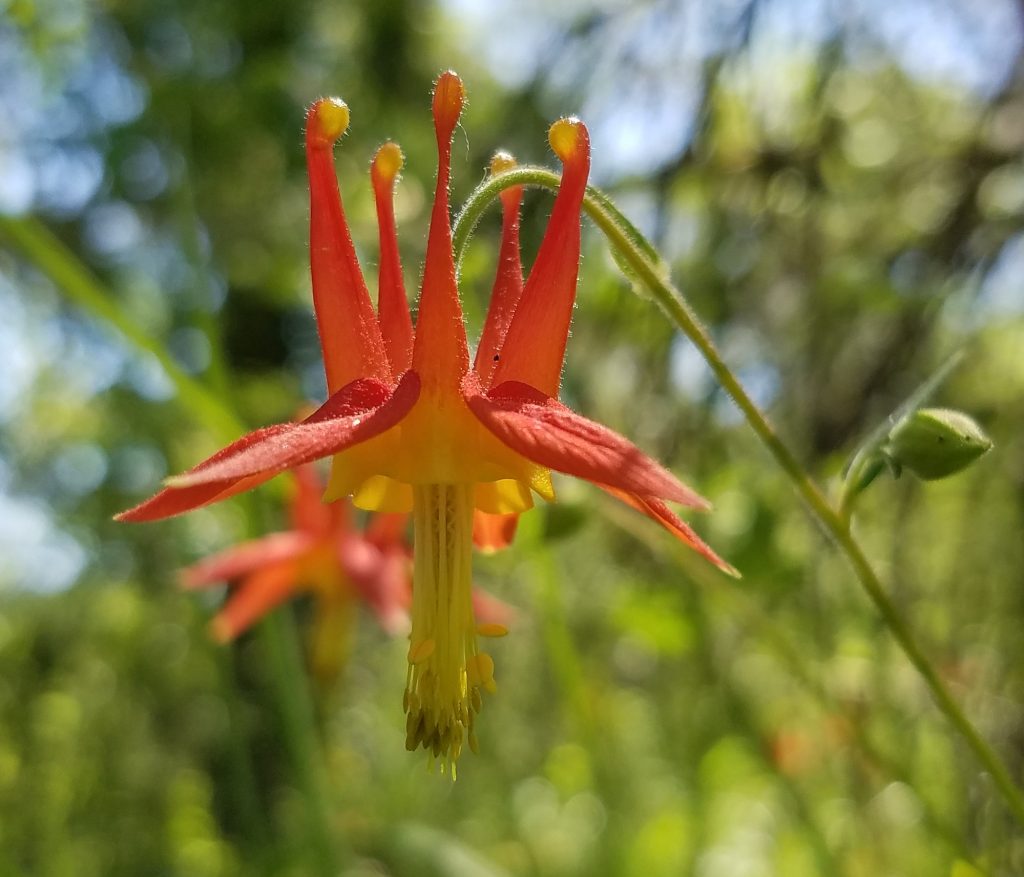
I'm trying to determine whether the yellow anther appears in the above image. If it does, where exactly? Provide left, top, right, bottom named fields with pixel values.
left=313, top=98, right=349, bottom=143
left=490, top=150, right=517, bottom=176
left=374, top=141, right=404, bottom=181
left=549, top=117, right=582, bottom=161
left=408, top=638, right=436, bottom=664
left=477, top=623, right=508, bottom=638
left=467, top=652, right=495, bottom=687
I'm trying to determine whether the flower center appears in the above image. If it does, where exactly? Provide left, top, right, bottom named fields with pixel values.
left=404, top=483, right=495, bottom=775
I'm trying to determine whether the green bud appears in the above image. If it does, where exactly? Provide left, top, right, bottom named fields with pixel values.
left=884, top=408, right=992, bottom=481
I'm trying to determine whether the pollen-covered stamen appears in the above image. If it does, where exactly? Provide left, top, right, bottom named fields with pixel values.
left=412, top=70, right=470, bottom=393
left=491, top=117, right=591, bottom=397
left=305, top=98, right=390, bottom=392
left=474, top=151, right=525, bottom=389
left=372, top=142, right=414, bottom=375
left=404, top=483, right=494, bottom=775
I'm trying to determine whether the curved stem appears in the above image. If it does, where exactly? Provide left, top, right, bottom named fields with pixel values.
left=455, top=169, right=1024, bottom=830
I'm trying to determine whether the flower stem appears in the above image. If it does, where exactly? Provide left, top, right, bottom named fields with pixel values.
left=455, top=169, right=1024, bottom=830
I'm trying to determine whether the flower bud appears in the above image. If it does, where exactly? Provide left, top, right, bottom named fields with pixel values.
left=885, top=408, right=992, bottom=480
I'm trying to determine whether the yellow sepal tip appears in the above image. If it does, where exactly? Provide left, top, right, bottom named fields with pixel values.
left=374, top=141, right=404, bottom=180
left=549, top=116, right=583, bottom=161
left=312, top=97, right=349, bottom=143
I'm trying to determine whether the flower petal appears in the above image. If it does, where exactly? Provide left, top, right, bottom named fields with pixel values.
left=467, top=379, right=710, bottom=509
left=472, top=587, right=516, bottom=627
left=491, top=119, right=590, bottom=397
left=181, top=531, right=318, bottom=588
left=339, top=539, right=410, bottom=635
left=115, top=472, right=273, bottom=523
left=601, top=486, right=738, bottom=576
left=115, top=374, right=419, bottom=523
left=411, top=71, right=470, bottom=394
left=306, top=98, right=390, bottom=391
left=372, top=142, right=414, bottom=375
left=211, top=559, right=304, bottom=641
left=364, top=512, right=409, bottom=552
left=474, top=152, right=524, bottom=389
left=289, top=464, right=337, bottom=535
left=472, top=510, right=519, bottom=553
left=165, top=372, right=419, bottom=488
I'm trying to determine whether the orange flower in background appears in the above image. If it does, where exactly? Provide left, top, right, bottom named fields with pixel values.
left=182, top=465, right=410, bottom=680
left=119, top=71, right=733, bottom=772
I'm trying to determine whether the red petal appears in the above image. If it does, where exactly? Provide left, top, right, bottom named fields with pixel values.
left=339, top=540, right=410, bottom=634
left=472, top=510, right=519, bottom=553
left=181, top=531, right=318, bottom=588
left=115, top=472, right=273, bottom=523
left=115, top=373, right=419, bottom=522
left=164, top=372, right=419, bottom=488
left=467, top=379, right=710, bottom=509
left=305, top=99, right=390, bottom=391
left=212, top=560, right=303, bottom=641
left=289, top=465, right=336, bottom=535
left=372, top=142, right=414, bottom=375
left=364, top=512, right=409, bottom=552
left=474, top=152, right=524, bottom=389
left=601, top=486, right=738, bottom=576
left=491, top=119, right=590, bottom=397
left=472, top=588, right=516, bottom=627
left=410, top=71, right=470, bottom=394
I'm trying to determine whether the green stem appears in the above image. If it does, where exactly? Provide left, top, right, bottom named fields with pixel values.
left=258, top=611, right=345, bottom=871
left=455, top=169, right=1024, bottom=831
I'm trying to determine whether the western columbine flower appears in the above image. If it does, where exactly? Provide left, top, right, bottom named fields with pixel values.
left=181, top=465, right=410, bottom=681
left=119, top=71, right=733, bottom=771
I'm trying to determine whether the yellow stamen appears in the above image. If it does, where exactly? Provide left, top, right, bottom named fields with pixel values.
left=477, top=623, right=508, bottom=637
left=404, top=483, right=493, bottom=774
left=408, top=638, right=436, bottom=664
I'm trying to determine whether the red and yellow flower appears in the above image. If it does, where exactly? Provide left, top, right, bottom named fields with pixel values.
left=119, top=71, right=733, bottom=770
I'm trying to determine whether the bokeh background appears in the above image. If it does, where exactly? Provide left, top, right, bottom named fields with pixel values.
left=2, top=0, right=1024, bottom=874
